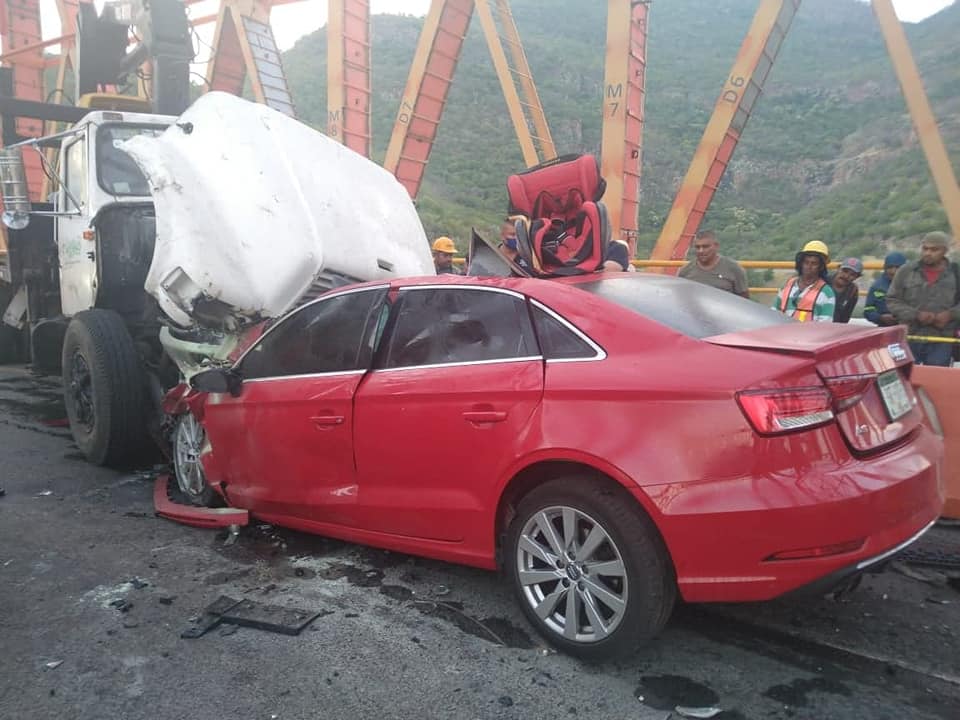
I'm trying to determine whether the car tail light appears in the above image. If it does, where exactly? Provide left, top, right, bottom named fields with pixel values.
left=824, top=374, right=874, bottom=412
left=766, top=538, right=865, bottom=561
left=736, top=387, right=834, bottom=435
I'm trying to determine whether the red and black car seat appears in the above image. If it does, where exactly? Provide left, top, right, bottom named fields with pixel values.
left=506, top=154, right=610, bottom=276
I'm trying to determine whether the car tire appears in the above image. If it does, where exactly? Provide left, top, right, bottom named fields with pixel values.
left=506, top=477, right=676, bottom=662
left=62, top=310, right=150, bottom=467
left=172, top=412, right=221, bottom=507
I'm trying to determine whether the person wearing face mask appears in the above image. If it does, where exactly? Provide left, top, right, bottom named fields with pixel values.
left=499, top=218, right=533, bottom=275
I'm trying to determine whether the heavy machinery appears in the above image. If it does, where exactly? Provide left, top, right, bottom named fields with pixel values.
left=0, top=1, right=431, bottom=470
left=0, top=0, right=193, bottom=465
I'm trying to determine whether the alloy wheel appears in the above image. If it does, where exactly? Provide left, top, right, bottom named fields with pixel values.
left=173, top=413, right=207, bottom=498
left=515, top=505, right=628, bottom=643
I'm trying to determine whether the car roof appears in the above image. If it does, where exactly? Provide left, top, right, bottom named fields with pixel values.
left=332, top=272, right=634, bottom=293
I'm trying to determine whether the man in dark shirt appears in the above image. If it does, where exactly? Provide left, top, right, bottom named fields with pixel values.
left=887, top=231, right=959, bottom=366
left=829, top=257, right=863, bottom=323
left=864, top=251, right=907, bottom=326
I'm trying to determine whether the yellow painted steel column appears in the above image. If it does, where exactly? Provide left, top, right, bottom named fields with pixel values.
left=493, top=0, right=555, bottom=161
left=325, top=0, right=371, bottom=157
left=872, top=0, right=960, bottom=244
left=475, top=0, right=537, bottom=166
left=651, top=0, right=799, bottom=263
left=600, top=0, right=649, bottom=252
left=600, top=0, right=631, bottom=247
left=327, top=0, right=346, bottom=144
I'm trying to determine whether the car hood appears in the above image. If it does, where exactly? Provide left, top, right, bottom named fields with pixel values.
left=122, top=92, right=433, bottom=329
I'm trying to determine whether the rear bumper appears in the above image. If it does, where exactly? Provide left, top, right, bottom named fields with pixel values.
left=642, top=426, right=945, bottom=603
left=784, top=518, right=936, bottom=598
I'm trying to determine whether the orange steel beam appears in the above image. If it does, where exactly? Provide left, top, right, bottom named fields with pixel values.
left=651, top=0, right=800, bottom=263
left=474, top=0, right=534, bottom=164
left=493, top=0, right=553, bottom=161
left=872, top=0, right=960, bottom=244
left=600, top=0, right=649, bottom=253
left=327, top=0, right=371, bottom=157
left=1, top=0, right=45, bottom=200
left=0, top=32, right=67, bottom=61
left=474, top=0, right=551, bottom=167
left=206, top=0, right=296, bottom=116
left=384, top=0, right=474, bottom=199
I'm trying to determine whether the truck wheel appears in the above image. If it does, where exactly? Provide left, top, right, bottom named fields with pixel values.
left=505, top=477, right=676, bottom=662
left=62, top=310, right=149, bottom=467
left=0, top=325, right=23, bottom=364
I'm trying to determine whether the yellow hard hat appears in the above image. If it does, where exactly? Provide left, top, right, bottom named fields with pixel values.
left=800, top=240, right=829, bottom=261
left=432, top=236, right=457, bottom=254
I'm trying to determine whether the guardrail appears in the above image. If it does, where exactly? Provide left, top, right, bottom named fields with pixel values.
left=630, top=259, right=887, bottom=296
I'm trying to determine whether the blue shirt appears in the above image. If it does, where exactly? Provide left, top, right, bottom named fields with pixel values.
left=864, top=274, right=892, bottom=325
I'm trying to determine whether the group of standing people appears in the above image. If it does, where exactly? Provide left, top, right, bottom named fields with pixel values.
left=769, top=232, right=959, bottom=367
left=676, top=229, right=958, bottom=367
left=432, top=224, right=958, bottom=368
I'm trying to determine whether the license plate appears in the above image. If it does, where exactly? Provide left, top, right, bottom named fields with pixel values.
left=878, top=370, right=912, bottom=421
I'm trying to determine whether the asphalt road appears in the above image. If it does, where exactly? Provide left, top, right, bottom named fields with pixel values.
left=1, top=364, right=959, bottom=720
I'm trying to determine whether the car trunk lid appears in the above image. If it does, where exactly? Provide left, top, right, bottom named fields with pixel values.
left=707, top=323, right=920, bottom=453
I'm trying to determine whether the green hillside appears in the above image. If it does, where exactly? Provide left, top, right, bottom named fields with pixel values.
left=282, top=0, right=960, bottom=261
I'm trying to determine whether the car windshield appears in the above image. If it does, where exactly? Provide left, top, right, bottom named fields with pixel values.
left=574, top=275, right=792, bottom=339
left=96, top=124, right=166, bottom=197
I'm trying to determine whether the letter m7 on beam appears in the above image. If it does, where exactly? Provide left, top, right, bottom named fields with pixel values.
left=384, top=0, right=474, bottom=199
left=651, top=0, right=800, bottom=263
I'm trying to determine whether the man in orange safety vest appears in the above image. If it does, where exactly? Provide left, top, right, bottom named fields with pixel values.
left=773, top=240, right=837, bottom=322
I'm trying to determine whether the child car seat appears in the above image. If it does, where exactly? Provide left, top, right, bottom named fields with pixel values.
left=506, top=154, right=610, bottom=276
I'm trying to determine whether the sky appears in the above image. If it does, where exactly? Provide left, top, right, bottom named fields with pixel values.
left=13, top=0, right=958, bottom=60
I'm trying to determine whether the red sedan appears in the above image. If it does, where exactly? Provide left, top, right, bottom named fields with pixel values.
left=179, top=274, right=944, bottom=661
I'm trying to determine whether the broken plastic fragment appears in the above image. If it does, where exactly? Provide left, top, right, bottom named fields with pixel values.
left=675, top=707, right=723, bottom=719
left=44, top=661, right=63, bottom=670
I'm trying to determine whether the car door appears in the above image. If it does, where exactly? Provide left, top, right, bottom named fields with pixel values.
left=201, top=286, right=388, bottom=524
left=352, top=285, right=544, bottom=543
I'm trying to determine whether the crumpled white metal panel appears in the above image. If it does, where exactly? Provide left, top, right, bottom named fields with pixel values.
left=123, top=92, right=433, bottom=328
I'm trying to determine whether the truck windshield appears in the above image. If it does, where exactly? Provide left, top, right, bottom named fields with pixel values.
left=96, top=124, right=166, bottom=197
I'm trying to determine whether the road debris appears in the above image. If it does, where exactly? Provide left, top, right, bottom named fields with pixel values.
left=130, top=577, right=149, bottom=589
left=182, top=595, right=323, bottom=639
left=109, top=599, right=133, bottom=613
left=891, top=560, right=948, bottom=586
left=675, top=707, right=723, bottom=718
left=44, top=661, right=63, bottom=670
left=37, top=490, right=53, bottom=497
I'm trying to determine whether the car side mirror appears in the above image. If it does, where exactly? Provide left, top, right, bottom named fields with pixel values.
left=190, top=368, right=241, bottom=397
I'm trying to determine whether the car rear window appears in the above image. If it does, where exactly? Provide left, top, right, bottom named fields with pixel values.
left=573, top=275, right=792, bottom=339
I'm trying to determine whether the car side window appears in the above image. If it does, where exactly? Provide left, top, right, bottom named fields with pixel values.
left=382, top=288, right=537, bottom=368
left=239, top=288, right=387, bottom=380
left=531, top=304, right=599, bottom=360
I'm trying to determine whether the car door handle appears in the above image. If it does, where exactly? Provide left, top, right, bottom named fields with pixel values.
left=462, top=410, right=508, bottom=423
left=310, top=415, right=345, bottom=427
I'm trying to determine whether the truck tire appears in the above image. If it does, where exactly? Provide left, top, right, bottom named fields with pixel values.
left=0, top=325, right=23, bottom=364
left=62, top=310, right=149, bottom=467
